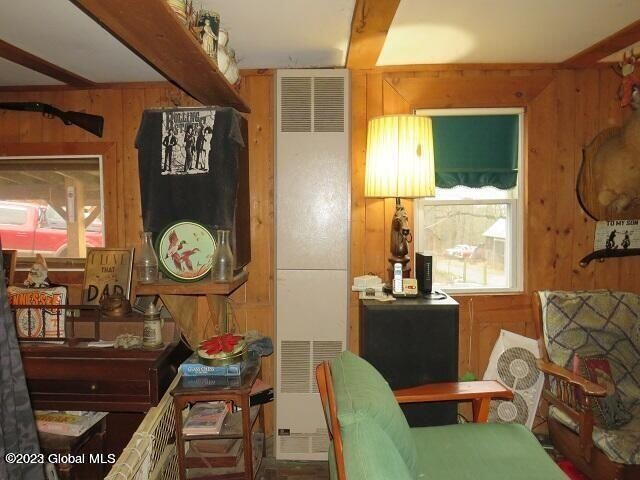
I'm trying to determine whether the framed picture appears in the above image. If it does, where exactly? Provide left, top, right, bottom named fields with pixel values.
left=82, top=248, right=134, bottom=304
left=156, top=221, right=215, bottom=282
left=2, top=249, right=17, bottom=285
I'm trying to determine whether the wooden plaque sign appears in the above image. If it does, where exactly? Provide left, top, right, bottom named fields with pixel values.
left=594, top=219, right=639, bottom=251
left=580, top=219, right=640, bottom=266
left=82, top=248, right=133, bottom=304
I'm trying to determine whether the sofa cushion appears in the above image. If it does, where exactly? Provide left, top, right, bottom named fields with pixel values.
left=540, top=290, right=640, bottom=412
left=550, top=405, right=640, bottom=465
left=411, top=423, right=567, bottom=480
left=339, top=416, right=413, bottom=480
left=330, top=351, right=417, bottom=475
left=576, top=355, right=632, bottom=428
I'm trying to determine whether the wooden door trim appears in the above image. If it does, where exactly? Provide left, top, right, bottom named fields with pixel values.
left=383, top=73, right=554, bottom=109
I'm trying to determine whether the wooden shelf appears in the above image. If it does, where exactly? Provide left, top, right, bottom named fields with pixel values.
left=135, top=270, right=248, bottom=296
left=73, top=0, right=250, bottom=113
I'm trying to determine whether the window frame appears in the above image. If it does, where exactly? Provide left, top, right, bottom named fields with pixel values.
left=414, top=107, right=524, bottom=294
left=0, top=153, right=110, bottom=271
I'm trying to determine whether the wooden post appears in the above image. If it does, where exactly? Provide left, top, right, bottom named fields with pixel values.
left=65, top=178, right=86, bottom=257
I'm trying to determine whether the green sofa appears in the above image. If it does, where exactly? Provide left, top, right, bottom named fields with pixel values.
left=326, top=351, right=567, bottom=480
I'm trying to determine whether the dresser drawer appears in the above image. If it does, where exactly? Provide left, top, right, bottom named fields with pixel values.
left=20, top=342, right=190, bottom=412
left=27, top=379, right=149, bottom=396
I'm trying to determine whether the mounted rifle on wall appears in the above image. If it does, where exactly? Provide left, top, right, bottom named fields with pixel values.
left=577, top=50, right=640, bottom=266
left=0, top=102, right=104, bottom=138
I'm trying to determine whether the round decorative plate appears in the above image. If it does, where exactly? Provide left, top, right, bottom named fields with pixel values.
left=156, top=221, right=216, bottom=282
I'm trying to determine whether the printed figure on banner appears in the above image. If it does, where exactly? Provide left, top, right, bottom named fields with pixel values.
left=162, top=110, right=216, bottom=175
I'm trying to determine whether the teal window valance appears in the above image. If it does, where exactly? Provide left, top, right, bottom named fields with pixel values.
left=431, top=114, right=519, bottom=190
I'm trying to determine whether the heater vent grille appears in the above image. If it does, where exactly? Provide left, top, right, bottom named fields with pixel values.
left=280, top=340, right=311, bottom=393
left=311, top=341, right=343, bottom=393
left=280, top=77, right=312, bottom=132
left=311, top=429, right=330, bottom=453
left=314, top=77, right=345, bottom=132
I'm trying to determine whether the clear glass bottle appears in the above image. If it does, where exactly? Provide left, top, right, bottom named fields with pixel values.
left=135, top=232, right=159, bottom=284
left=211, top=229, right=234, bottom=282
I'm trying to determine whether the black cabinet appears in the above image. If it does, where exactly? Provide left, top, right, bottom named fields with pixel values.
left=359, top=295, right=459, bottom=427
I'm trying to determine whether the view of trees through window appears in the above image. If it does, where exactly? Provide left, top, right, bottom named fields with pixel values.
left=419, top=203, right=509, bottom=289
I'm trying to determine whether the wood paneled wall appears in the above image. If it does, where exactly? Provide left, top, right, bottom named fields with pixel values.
left=4, top=65, right=640, bottom=431
left=0, top=72, right=275, bottom=431
left=350, top=67, right=640, bottom=378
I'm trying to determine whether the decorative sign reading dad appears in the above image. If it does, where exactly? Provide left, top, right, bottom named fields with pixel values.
left=82, top=248, right=134, bottom=304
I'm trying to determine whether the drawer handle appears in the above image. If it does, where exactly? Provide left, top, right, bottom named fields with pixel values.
left=90, top=384, right=97, bottom=391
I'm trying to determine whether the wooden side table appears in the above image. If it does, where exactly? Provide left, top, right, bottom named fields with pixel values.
left=172, top=361, right=266, bottom=480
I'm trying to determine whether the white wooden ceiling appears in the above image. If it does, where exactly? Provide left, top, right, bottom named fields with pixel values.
left=0, top=0, right=639, bottom=87
left=0, top=0, right=163, bottom=85
left=202, top=0, right=355, bottom=68
left=378, top=0, right=640, bottom=65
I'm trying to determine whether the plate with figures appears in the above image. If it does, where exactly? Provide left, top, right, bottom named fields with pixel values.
left=156, top=221, right=216, bottom=282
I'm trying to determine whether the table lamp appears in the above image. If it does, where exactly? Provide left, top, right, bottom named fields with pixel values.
left=365, top=115, right=435, bottom=282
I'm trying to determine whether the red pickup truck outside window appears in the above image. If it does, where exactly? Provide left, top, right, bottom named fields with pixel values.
left=0, top=201, right=104, bottom=257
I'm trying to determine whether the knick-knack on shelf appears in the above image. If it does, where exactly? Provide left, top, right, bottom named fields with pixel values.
left=211, top=229, right=234, bottom=282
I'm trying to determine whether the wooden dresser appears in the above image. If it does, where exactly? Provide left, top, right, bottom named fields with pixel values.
left=21, top=341, right=191, bottom=456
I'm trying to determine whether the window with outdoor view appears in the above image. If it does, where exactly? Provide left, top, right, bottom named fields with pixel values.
left=414, top=109, right=523, bottom=293
left=0, top=157, right=105, bottom=260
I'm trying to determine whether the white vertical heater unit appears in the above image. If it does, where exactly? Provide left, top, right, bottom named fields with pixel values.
left=275, top=69, right=350, bottom=460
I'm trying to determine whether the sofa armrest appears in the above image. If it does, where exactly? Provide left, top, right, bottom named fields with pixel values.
left=536, top=360, right=606, bottom=397
left=393, top=380, right=513, bottom=423
left=536, top=359, right=604, bottom=462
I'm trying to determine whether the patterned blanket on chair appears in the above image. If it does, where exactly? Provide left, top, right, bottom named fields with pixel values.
left=540, top=290, right=640, bottom=464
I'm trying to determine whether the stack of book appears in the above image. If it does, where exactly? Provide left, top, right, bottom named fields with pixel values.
left=183, top=402, right=230, bottom=436
left=34, top=411, right=108, bottom=437
left=179, top=352, right=246, bottom=377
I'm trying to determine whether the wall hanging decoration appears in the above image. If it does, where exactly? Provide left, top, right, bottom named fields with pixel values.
left=156, top=220, right=215, bottom=282
left=82, top=248, right=134, bottom=304
left=0, top=102, right=103, bottom=137
left=577, top=51, right=640, bottom=221
left=580, top=219, right=640, bottom=266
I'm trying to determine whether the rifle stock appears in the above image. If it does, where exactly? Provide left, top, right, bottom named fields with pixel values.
left=0, top=102, right=104, bottom=138
left=61, top=111, right=104, bottom=138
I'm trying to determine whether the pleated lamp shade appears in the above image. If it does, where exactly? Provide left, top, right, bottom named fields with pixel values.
left=365, top=115, right=436, bottom=198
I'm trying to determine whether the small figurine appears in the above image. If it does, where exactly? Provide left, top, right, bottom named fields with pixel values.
left=24, top=254, right=50, bottom=288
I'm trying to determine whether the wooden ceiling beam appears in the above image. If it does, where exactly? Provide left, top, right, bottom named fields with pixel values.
left=0, top=39, right=95, bottom=87
left=563, top=19, right=640, bottom=68
left=346, top=0, right=401, bottom=69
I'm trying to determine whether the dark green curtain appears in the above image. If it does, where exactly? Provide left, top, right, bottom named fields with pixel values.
left=432, top=115, right=519, bottom=189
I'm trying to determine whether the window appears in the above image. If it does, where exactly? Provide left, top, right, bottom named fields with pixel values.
left=414, top=108, right=523, bottom=293
left=0, top=156, right=105, bottom=260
